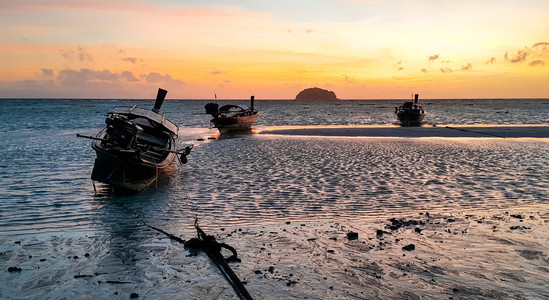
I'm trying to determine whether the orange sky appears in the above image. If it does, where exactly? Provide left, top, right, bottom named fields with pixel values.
left=1, top=0, right=548, bottom=99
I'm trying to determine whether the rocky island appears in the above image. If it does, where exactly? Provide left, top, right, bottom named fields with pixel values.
left=295, top=87, right=338, bottom=100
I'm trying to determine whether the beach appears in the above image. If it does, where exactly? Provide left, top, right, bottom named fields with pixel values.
left=1, top=99, right=548, bottom=299
left=2, top=206, right=549, bottom=299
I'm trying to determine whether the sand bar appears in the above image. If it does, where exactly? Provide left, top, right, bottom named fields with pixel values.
left=258, top=125, right=549, bottom=138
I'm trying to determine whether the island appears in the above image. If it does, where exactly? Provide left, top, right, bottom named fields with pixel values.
left=295, top=87, right=338, bottom=100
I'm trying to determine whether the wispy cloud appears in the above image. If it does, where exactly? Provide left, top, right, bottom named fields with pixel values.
left=122, top=57, right=138, bottom=64
left=59, top=45, right=93, bottom=62
left=440, top=67, right=452, bottom=73
left=41, top=68, right=54, bottom=77
left=504, top=48, right=529, bottom=63
left=485, top=57, right=496, bottom=64
left=529, top=60, right=545, bottom=67
left=505, top=42, right=549, bottom=64
left=461, top=63, right=472, bottom=71
left=428, top=54, right=439, bottom=62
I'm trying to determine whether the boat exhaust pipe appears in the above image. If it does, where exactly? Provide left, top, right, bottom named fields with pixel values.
left=153, top=88, right=168, bottom=113
left=414, top=94, right=419, bottom=104
left=250, top=95, right=255, bottom=111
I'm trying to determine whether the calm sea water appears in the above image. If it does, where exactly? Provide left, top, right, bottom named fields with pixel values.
left=0, top=98, right=548, bottom=236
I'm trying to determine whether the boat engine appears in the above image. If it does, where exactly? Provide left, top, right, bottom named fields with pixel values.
left=104, top=115, right=140, bottom=148
left=179, top=145, right=193, bottom=164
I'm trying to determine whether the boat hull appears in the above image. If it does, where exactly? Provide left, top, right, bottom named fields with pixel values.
left=91, top=136, right=176, bottom=192
left=397, top=110, right=424, bottom=126
left=212, top=113, right=259, bottom=133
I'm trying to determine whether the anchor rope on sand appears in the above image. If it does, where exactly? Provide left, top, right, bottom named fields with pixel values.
left=119, top=202, right=253, bottom=300
left=147, top=218, right=253, bottom=300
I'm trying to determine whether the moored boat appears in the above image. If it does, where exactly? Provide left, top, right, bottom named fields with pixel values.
left=78, top=88, right=192, bottom=192
left=395, top=94, right=425, bottom=126
left=204, top=96, right=259, bottom=133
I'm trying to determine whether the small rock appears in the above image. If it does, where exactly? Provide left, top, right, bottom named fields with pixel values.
left=255, top=270, right=262, bottom=274
left=402, top=244, right=415, bottom=251
left=268, top=266, right=274, bottom=273
left=130, top=292, right=139, bottom=298
left=510, top=225, right=531, bottom=230
left=8, top=266, right=22, bottom=272
left=347, top=232, right=359, bottom=240
left=414, top=227, right=422, bottom=234
left=376, top=229, right=384, bottom=238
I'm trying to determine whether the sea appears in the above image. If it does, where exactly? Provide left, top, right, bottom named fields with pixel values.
left=1, top=98, right=549, bottom=299
left=0, top=98, right=548, bottom=236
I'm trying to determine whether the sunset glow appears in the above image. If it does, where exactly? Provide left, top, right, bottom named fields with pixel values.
left=1, top=0, right=548, bottom=99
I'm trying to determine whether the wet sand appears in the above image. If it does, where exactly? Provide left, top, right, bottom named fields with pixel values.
left=2, top=206, right=549, bottom=299
left=2, top=124, right=548, bottom=299
left=258, top=125, right=549, bottom=139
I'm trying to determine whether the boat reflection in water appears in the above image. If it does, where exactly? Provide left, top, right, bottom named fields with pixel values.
left=78, top=88, right=192, bottom=193
left=205, top=96, right=259, bottom=133
left=395, top=94, right=425, bottom=126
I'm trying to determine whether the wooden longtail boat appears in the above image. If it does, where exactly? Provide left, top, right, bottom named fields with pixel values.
left=204, top=96, right=259, bottom=133
left=396, top=94, right=425, bottom=126
left=79, top=88, right=192, bottom=192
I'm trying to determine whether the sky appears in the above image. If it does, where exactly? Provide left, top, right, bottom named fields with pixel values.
left=1, top=0, right=548, bottom=99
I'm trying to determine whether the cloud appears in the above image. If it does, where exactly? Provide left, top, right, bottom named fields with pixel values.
left=528, top=60, right=545, bottom=67
left=56, top=69, right=184, bottom=87
left=532, top=42, right=549, bottom=49
left=123, top=57, right=138, bottom=64
left=59, top=45, right=94, bottom=62
left=41, top=68, right=54, bottom=77
left=210, top=70, right=225, bottom=75
left=140, top=72, right=186, bottom=86
left=120, top=71, right=139, bottom=81
left=343, top=74, right=355, bottom=83
left=461, top=63, right=472, bottom=71
left=421, top=68, right=427, bottom=73
left=440, top=68, right=452, bottom=73
left=428, top=54, right=439, bottom=62
left=485, top=57, right=496, bottom=64
left=505, top=42, right=549, bottom=64
left=57, top=69, right=118, bottom=84
left=305, top=29, right=313, bottom=33
left=1, top=67, right=188, bottom=98
left=393, top=61, right=403, bottom=71
left=504, top=48, right=529, bottom=63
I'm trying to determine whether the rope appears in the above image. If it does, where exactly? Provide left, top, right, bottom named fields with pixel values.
left=114, top=178, right=252, bottom=299
left=444, top=126, right=507, bottom=138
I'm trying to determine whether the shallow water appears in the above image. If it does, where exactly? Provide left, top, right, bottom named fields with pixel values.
left=0, top=98, right=548, bottom=235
